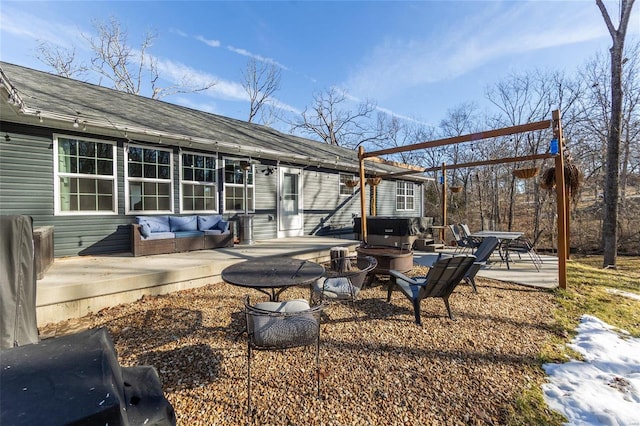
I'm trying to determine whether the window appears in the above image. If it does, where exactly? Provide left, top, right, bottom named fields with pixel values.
left=224, top=158, right=254, bottom=213
left=54, top=135, right=117, bottom=215
left=339, top=173, right=356, bottom=196
left=181, top=152, right=218, bottom=212
left=396, top=181, right=415, bottom=211
left=125, top=145, right=173, bottom=213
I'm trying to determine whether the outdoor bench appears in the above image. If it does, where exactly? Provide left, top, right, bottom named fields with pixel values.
left=132, top=214, right=233, bottom=256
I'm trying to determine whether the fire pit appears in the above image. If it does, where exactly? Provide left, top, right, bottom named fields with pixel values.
left=356, top=245, right=414, bottom=283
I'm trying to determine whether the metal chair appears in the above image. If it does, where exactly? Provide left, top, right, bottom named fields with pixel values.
left=501, top=236, right=543, bottom=271
left=388, top=255, right=476, bottom=325
left=311, top=255, right=377, bottom=305
left=244, top=296, right=325, bottom=414
left=449, top=224, right=480, bottom=253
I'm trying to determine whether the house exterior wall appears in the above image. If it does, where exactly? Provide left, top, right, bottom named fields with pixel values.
left=1, top=123, right=425, bottom=257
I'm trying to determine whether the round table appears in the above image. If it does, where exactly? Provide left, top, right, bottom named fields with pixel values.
left=221, top=257, right=325, bottom=301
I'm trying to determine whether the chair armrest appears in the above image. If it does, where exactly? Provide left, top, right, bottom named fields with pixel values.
left=389, top=269, right=421, bottom=286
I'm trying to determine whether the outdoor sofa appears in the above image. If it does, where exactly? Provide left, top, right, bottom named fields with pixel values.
left=132, top=215, right=233, bottom=257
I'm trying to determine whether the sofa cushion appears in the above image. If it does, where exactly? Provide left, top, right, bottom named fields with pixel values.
left=136, top=216, right=170, bottom=233
left=145, top=232, right=175, bottom=240
left=203, top=229, right=223, bottom=235
left=174, top=231, right=204, bottom=238
left=170, top=215, right=198, bottom=232
left=197, top=215, right=221, bottom=231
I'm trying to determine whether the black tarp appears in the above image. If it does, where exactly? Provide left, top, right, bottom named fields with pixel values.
left=1, top=215, right=38, bottom=349
left=353, top=216, right=433, bottom=236
left=0, top=327, right=176, bottom=426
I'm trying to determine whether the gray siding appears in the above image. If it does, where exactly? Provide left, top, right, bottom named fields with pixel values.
left=1, top=127, right=424, bottom=257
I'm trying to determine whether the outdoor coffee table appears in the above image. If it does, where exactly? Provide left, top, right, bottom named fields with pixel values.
left=221, top=257, right=325, bottom=301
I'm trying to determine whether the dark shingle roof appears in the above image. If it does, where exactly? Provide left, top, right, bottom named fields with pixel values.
left=1, top=61, right=427, bottom=180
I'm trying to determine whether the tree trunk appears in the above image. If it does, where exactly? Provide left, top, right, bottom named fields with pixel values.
left=596, top=0, right=635, bottom=268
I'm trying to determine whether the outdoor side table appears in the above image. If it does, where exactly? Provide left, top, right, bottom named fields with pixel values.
left=221, top=257, right=325, bottom=301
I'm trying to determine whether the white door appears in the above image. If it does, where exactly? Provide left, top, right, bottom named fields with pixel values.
left=278, top=167, right=303, bottom=237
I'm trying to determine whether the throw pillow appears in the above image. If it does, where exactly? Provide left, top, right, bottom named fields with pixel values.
left=139, top=222, right=151, bottom=238
left=197, top=215, right=221, bottom=231
left=216, top=219, right=229, bottom=232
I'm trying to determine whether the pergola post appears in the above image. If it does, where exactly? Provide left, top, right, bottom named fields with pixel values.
left=441, top=163, right=447, bottom=243
left=358, top=146, right=368, bottom=244
left=553, top=110, right=568, bottom=290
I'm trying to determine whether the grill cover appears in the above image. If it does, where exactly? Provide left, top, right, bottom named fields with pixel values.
left=353, top=217, right=433, bottom=236
left=0, top=215, right=38, bottom=350
left=0, top=327, right=176, bottom=426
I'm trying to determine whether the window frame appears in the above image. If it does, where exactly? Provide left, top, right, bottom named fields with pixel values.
left=179, top=151, right=219, bottom=213
left=222, top=157, right=255, bottom=214
left=396, top=180, right=416, bottom=211
left=53, top=134, right=118, bottom=216
left=339, top=173, right=356, bottom=196
left=124, top=143, right=174, bottom=214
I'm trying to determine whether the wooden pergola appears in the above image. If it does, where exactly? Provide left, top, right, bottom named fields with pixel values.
left=357, top=110, right=569, bottom=289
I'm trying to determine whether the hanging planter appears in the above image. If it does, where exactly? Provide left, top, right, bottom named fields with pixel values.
left=540, top=162, right=583, bottom=201
left=345, top=179, right=359, bottom=188
left=366, top=177, right=382, bottom=186
left=450, top=186, right=462, bottom=193
left=513, top=167, right=540, bottom=179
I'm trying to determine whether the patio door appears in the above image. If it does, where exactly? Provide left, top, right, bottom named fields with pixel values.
left=278, top=166, right=303, bottom=237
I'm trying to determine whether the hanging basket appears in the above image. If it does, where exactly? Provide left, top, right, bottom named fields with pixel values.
left=345, top=180, right=359, bottom=188
left=512, top=167, right=540, bottom=179
left=366, top=177, right=382, bottom=186
left=450, top=186, right=463, bottom=193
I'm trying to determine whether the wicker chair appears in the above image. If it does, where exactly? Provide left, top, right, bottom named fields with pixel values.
left=244, top=296, right=325, bottom=413
left=388, top=255, right=476, bottom=325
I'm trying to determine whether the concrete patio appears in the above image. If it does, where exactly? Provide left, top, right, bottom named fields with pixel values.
left=35, top=237, right=558, bottom=327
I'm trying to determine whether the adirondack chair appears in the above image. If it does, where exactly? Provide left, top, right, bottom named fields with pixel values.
left=388, top=255, right=476, bottom=325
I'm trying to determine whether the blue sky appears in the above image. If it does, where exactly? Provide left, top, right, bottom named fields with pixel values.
left=1, top=1, right=638, bottom=133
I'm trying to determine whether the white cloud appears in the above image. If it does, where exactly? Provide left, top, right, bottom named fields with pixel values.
left=345, top=2, right=612, bottom=101
left=226, top=45, right=289, bottom=70
left=195, top=35, right=221, bottom=48
left=0, top=5, right=85, bottom=50
left=169, top=28, right=188, bottom=38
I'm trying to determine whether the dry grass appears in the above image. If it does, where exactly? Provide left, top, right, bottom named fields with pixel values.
left=42, top=275, right=560, bottom=425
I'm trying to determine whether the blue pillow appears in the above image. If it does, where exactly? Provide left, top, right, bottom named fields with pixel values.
left=136, top=216, right=170, bottom=233
left=216, top=219, right=229, bottom=232
left=169, top=215, right=198, bottom=232
left=197, top=215, right=221, bottom=231
left=139, top=222, right=151, bottom=238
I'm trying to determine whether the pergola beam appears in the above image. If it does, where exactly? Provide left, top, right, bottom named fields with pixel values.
left=362, top=119, right=551, bottom=158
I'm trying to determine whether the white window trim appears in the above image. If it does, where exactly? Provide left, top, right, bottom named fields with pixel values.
left=396, top=181, right=416, bottom=212
left=179, top=151, right=219, bottom=213
left=339, top=173, right=356, bottom=196
left=124, top=144, right=174, bottom=215
left=223, top=156, right=255, bottom=214
left=53, top=134, right=118, bottom=216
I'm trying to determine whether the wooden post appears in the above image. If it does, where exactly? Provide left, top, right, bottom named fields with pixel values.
left=553, top=110, right=568, bottom=290
left=441, top=163, right=447, bottom=243
left=330, top=247, right=350, bottom=272
left=358, top=146, right=368, bottom=244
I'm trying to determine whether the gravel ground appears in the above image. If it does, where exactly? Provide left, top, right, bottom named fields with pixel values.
left=40, top=270, right=556, bottom=425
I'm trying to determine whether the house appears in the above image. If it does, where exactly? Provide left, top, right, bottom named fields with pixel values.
left=1, top=62, right=429, bottom=258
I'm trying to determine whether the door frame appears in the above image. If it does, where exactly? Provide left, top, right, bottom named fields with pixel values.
left=277, top=166, right=304, bottom=238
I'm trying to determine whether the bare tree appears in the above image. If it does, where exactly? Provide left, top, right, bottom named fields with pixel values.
left=36, top=16, right=215, bottom=99
left=291, top=87, right=383, bottom=149
left=35, top=42, right=87, bottom=79
left=595, top=0, right=636, bottom=268
left=241, top=58, right=281, bottom=124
